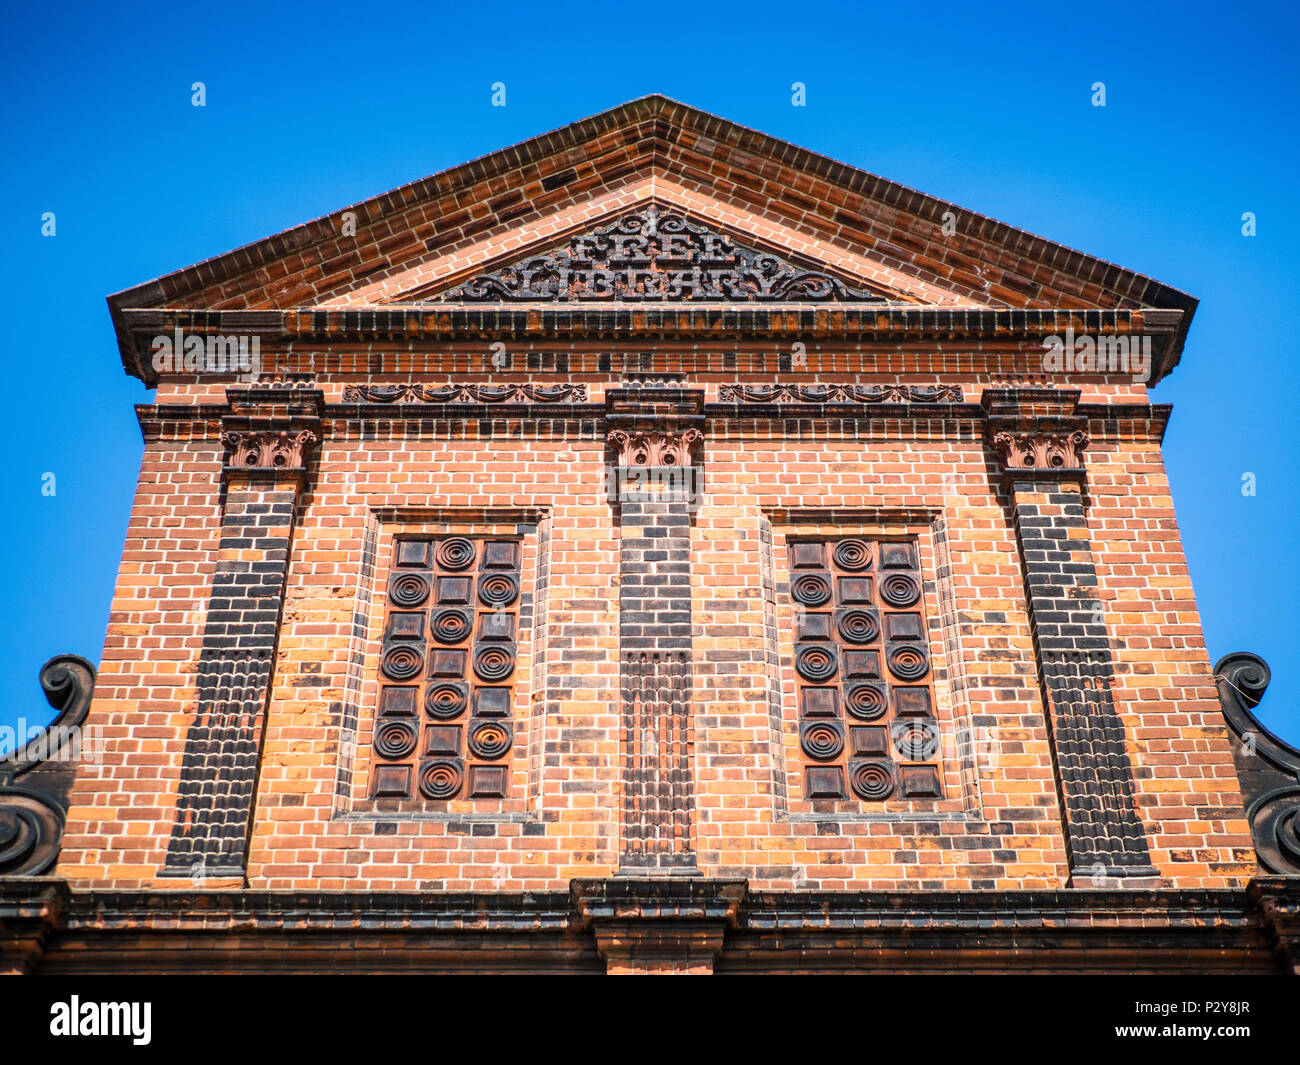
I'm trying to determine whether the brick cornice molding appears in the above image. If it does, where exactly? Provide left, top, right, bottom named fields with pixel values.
left=1249, top=877, right=1300, bottom=974
left=0, top=878, right=68, bottom=975
left=108, top=97, right=1197, bottom=386
left=571, top=878, right=747, bottom=974
left=119, top=307, right=1183, bottom=360
left=6, top=878, right=1299, bottom=972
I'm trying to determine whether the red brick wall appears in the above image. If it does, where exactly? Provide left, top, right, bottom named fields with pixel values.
left=56, top=345, right=1255, bottom=890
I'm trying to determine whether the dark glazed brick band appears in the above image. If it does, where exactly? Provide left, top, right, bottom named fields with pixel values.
left=616, top=482, right=697, bottom=871
left=1006, top=476, right=1157, bottom=881
left=163, top=485, right=301, bottom=877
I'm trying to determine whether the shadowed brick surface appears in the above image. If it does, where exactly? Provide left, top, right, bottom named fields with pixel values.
left=163, top=486, right=299, bottom=876
left=617, top=482, right=696, bottom=871
left=1007, top=477, right=1156, bottom=879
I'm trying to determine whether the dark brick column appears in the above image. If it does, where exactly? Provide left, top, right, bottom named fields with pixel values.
left=985, top=389, right=1157, bottom=883
left=162, top=388, right=321, bottom=879
left=607, top=387, right=703, bottom=874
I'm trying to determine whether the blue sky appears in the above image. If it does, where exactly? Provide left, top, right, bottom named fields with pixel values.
left=1, top=0, right=1297, bottom=751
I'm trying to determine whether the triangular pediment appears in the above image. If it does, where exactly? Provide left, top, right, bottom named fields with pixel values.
left=108, top=94, right=1199, bottom=384
left=400, top=204, right=890, bottom=304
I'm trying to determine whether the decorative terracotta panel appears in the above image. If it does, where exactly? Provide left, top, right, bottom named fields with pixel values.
left=786, top=537, right=942, bottom=803
left=370, top=535, right=522, bottom=801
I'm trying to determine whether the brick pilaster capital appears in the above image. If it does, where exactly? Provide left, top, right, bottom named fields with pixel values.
left=219, top=386, right=324, bottom=489
left=980, top=387, right=1089, bottom=481
left=989, top=427, right=1090, bottom=474
left=604, top=385, right=706, bottom=468
left=606, top=427, right=703, bottom=467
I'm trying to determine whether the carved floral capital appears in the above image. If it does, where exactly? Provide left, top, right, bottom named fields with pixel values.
left=222, top=429, right=319, bottom=470
left=606, top=428, right=703, bottom=467
left=990, top=429, right=1089, bottom=474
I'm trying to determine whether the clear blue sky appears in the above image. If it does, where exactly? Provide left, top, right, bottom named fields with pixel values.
left=2, top=0, right=1296, bottom=751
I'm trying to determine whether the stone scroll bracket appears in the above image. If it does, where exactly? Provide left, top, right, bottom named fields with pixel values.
left=0, top=655, right=97, bottom=880
left=161, top=387, right=323, bottom=881
left=1215, top=653, right=1300, bottom=878
left=606, top=386, right=705, bottom=875
left=982, top=388, right=1158, bottom=884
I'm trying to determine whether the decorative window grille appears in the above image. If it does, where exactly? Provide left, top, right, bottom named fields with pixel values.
left=370, top=536, right=522, bottom=801
left=786, top=537, right=943, bottom=802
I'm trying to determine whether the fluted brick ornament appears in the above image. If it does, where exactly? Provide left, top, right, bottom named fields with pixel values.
left=607, top=428, right=703, bottom=467
left=990, top=429, right=1089, bottom=473
left=221, top=428, right=318, bottom=469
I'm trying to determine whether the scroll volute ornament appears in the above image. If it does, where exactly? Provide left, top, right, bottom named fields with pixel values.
left=222, top=429, right=319, bottom=469
left=990, top=429, right=1089, bottom=473
left=0, top=655, right=96, bottom=876
left=607, top=428, right=703, bottom=467
left=1214, top=652, right=1300, bottom=875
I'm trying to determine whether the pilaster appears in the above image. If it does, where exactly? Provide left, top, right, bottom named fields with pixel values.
left=606, top=387, right=704, bottom=874
left=983, top=389, right=1157, bottom=883
left=161, top=387, right=323, bottom=880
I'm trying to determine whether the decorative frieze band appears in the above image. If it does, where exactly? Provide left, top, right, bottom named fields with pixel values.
left=720, top=384, right=963, bottom=404
left=342, top=383, right=588, bottom=404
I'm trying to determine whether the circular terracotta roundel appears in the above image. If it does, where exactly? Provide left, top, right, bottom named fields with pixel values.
left=380, top=645, right=423, bottom=682
left=387, top=572, right=430, bottom=608
left=850, top=759, right=896, bottom=801
left=836, top=608, right=880, bottom=645
left=800, top=720, right=845, bottom=762
left=844, top=683, right=888, bottom=721
left=468, top=720, right=513, bottom=760
left=795, top=644, right=838, bottom=684
left=431, top=608, right=473, bottom=644
left=474, top=644, right=516, bottom=683
left=887, top=644, right=929, bottom=682
left=791, top=572, right=833, bottom=608
left=374, top=719, right=418, bottom=760
left=832, top=539, right=872, bottom=572
left=892, top=719, right=939, bottom=760
left=478, top=573, right=519, bottom=608
left=424, top=682, right=468, bottom=719
left=880, top=573, right=921, bottom=608
left=436, top=537, right=477, bottom=571
left=419, top=759, right=463, bottom=800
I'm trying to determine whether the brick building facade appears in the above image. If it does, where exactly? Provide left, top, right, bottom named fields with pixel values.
left=2, top=96, right=1297, bottom=974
